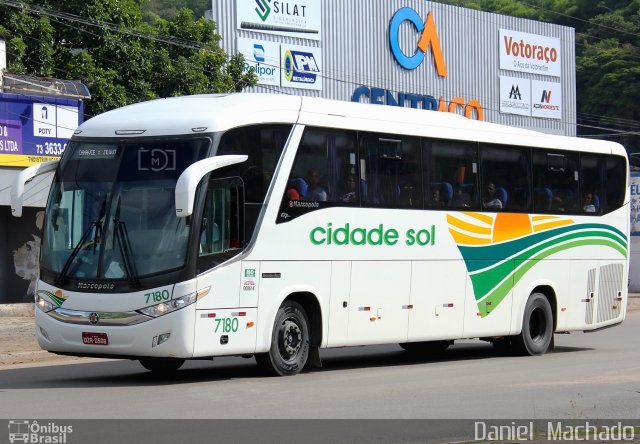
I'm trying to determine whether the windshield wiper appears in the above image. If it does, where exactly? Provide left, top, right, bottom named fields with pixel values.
left=55, top=197, right=107, bottom=287
left=112, top=198, right=141, bottom=289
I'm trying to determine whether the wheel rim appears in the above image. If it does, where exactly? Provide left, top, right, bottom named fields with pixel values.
left=277, top=317, right=303, bottom=362
left=529, top=307, right=547, bottom=343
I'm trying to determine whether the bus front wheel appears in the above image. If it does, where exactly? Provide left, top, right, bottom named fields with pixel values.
left=256, top=300, right=310, bottom=376
left=138, top=357, right=185, bottom=373
left=515, top=292, right=553, bottom=356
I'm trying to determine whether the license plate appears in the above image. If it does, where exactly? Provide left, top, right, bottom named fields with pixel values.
left=82, top=332, right=109, bottom=346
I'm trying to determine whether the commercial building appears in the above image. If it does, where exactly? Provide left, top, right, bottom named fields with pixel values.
left=212, top=0, right=640, bottom=290
left=0, top=37, right=89, bottom=303
left=211, top=0, right=576, bottom=135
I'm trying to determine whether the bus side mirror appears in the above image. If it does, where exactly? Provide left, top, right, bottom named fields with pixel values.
left=11, top=159, right=60, bottom=217
left=174, top=155, right=248, bottom=217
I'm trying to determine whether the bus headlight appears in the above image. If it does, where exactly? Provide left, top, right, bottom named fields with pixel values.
left=137, top=293, right=197, bottom=318
left=36, top=295, right=56, bottom=313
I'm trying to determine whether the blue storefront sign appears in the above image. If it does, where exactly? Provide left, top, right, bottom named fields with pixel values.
left=0, top=92, right=84, bottom=167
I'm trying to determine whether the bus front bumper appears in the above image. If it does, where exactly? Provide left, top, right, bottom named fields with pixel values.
left=35, top=304, right=196, bottom=359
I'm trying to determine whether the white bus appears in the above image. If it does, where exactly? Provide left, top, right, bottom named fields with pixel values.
left=13, top=94, right=630, bottom=375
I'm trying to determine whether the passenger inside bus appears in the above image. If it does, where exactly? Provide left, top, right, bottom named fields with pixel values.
left=483, top=181, right=503, bottom=209
left=551, top=195, right=566, bottom=212
left=452, top=184, right=471, bottom=208
left=583, top=192, right=597, bottom=213
left=339, top=174, right=358, bottom=203
left=430, top=188, right=443, bottom=208
left=287, top=177, right=307, bottom=200
left=304, top=168, right=327, bottom=201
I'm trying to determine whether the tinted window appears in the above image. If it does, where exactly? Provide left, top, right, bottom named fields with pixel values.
left=42, top=139, right=209, bottom=282
left=604, top=156, right=626, bottom=213
left=581, top=155, right=603, bottom=214
left=424, top=139, right=478, bottom=210
left=278, top=128, right=358, bottom=222
left=216, top=124, right=291, bottom=204
left=480, top=145, right=530, bottom=212
left=289, top=128, right=358, bottom=203
left=197, top=178, right=243, bottom=273
left=532, top=151, right=579, bottom=213
left=359, top=133, right=421, bottom=208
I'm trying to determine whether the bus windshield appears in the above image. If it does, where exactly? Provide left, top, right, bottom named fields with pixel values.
left=41, top=139, right=210, bottom=284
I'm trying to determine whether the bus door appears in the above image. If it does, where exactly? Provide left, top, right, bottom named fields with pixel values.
left=347, top=261, right=411, bottom=345
left=407, top=260, right=466, bottom=341
left=194, top=177, right=258, bottom=355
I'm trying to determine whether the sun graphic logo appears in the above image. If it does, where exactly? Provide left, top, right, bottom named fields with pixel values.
left=447, top=212, right=628, bottom=317
left=36, top=289, right=68, bottom=308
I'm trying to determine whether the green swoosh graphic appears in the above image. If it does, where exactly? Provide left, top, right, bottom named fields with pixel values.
left=452, top=224, right=628, bottom=317
left=37, top=290, right=66, bottom=307
left=475, top=238, right=625, bottom=317
left=459, top=223, right=626, bottom=272
left=469, top=230, right=627, bottom=298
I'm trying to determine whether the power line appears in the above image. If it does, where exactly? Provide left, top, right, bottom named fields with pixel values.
left=517, top=0, right=640, bottom=39
left=0, top=0, right=218, bottom=52
left=2, top=0, right=638, bottom=141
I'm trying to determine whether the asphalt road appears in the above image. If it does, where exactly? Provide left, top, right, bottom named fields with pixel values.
left=1, top=313, right=639, bottom=421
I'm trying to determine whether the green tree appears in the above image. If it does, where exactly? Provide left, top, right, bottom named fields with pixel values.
left=140, top=0, right=210, bottom=20
left=440, top=0, right=640, bottom=148
left=574, top=1, right=640, bottom=148
left=0, top=0, right=255, bottom=116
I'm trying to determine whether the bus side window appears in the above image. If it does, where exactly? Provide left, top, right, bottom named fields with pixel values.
left=581, top=155, right=603, bottom=215
left=424, top=139, right=478, bottom=210
left=579, top=154, right=627, bottom=215
left=480, top=145, right=531, bottom=212
left=604, top=155, right=626, bottom=213
left=533, top=151, right=579, bottom=214
left=198, top=178, right=243, bottom=272
left=278, top=127, right=358, bottom=222
left=359, top=134, right=421, bottom=208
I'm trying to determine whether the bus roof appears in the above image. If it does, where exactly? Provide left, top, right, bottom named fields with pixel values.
left=75, top=93, right=626, bottom=157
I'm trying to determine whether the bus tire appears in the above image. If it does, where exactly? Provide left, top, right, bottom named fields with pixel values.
left=399, top=340, right=450, bottom=356
left=515, top=292, right=553, bottom=356
left=256, top=300, right=310, bottom=376
left=138, top=357, right=185, bottom=373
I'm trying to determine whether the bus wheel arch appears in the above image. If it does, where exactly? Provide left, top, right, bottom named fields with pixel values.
left=515, top=289, right=555, bottom=356
left=283, top=292, right=323, bottom=349
left=532, top=285, right=557, bottom=332
left=256, top=292, right=322, bottom=376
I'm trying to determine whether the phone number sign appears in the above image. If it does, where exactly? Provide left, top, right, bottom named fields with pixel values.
left=0, top=119, right=22, bottom=154
left=0, top=93, right=84, bottom=167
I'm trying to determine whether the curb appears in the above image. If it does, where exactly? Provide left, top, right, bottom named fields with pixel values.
left=0, top=303, right=34, bottom=317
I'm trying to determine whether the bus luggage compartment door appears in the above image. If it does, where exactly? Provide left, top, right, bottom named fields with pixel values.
left=194, top=308, right=258, bottom=356
left=347, top=261, right=410, bottom=345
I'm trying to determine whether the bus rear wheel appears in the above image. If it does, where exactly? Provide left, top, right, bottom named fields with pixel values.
left=399, top=340, right=451, bottom=356
left=256, top=300, right=310, bottom=376
left=138, top=357, right=185, bottom=373
left=515, top=292, right=553, bottom=356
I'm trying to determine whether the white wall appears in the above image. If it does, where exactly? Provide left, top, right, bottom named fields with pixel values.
left=0, top=168, right=53, bottom=208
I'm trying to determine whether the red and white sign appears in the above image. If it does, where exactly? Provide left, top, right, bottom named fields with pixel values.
left=499, top=29, right=561, bottom=78
left=82, top=332, right=109, bottom=345
left=531, top=80, right=562, bottom=120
